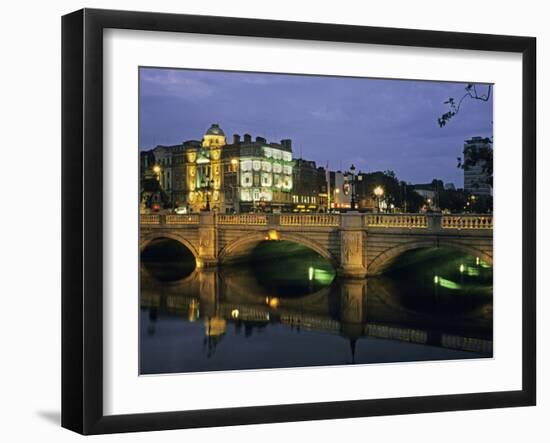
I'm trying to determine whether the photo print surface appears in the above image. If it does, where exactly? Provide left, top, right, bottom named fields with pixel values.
left=139, top=67, right=493, bottom=375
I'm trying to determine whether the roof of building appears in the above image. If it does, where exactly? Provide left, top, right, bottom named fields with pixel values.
left=205, top=123, right=225, bottom=136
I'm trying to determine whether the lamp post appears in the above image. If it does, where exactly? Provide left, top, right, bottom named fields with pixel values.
left=349, top=164, right=356, bottom=210
left=374, top=186, right=384, bottom=213
left=345, top=164, right=362, bottom=210
left=230, top=158, right=239, bottom=213
left=203, top=178, right=214, bottom=211
left=153, top=164, right=161, bottom=182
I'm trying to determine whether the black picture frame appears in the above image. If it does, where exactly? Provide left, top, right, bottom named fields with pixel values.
left=62, top=8, right=536, bottom=435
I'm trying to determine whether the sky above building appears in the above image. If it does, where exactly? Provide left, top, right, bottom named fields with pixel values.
left=139, top=67, right=493, bottom=186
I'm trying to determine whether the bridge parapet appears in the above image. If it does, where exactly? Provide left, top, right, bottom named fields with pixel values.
left=141, top=214, right=161, bottom=225
left=165, top=214, right=200, bottom=225
left=140, top=212, right=493, bottom=231
left=280, top=214, right=340, bottom=227
left=441, top=215, right=493, bottom=230
left=217, top=214, right=267, bottom=225
left=364, top=214, right=428, bottom=229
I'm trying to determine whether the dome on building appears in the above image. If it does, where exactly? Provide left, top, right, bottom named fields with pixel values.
left=205, top=123, right=225, bottom=136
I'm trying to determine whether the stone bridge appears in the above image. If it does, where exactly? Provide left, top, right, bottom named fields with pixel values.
left=140, top=212, right=493, bottom=277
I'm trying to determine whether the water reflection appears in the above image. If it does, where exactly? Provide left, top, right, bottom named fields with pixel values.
left=140, top=246, right=492, bottom=374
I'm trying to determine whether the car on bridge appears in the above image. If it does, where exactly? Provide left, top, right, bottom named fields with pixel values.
left=174, top=206, right=188, bottom=215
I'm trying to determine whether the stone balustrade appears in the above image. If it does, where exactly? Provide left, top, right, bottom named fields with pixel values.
left=165, top=214, right=200, bottom=225
left=140, top=212, right=493, bottom=230
left=279, top=214, right=340, bottom=227
left=364, top=214, right=428, bottom=228
left=140, top=214, right=161, bottom=225
left=217, top=214, right=268, bottom=225
left=441, top=215, right=493, bottom=230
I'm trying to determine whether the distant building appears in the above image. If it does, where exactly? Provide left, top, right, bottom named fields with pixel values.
left=292, top=159, right=328, bottom=212
left=463, top=136, right=493, bottom=196
left=151, top=145, right=176, bottom=200
left=328, top=171, right=351, bottom=210
left=444, top=182, right=456, bottom=191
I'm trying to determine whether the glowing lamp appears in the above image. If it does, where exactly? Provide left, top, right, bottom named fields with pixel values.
left=374, top=186, right=384, bottom=197
left=266, top=230, right=280, bottom=241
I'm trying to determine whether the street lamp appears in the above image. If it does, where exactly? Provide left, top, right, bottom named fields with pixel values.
left=153, top=164, right=161, bottom=180
left=347, top=164, right=359, bottom=210
left=374, top=186, right=384, bottom=212
left=230, top=158, right=239, bottom=213
left=203, top=178, right=214, bottom=211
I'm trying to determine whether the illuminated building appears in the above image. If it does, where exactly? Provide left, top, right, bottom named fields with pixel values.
left=151, top=145, right=174, bottom=198
left=141, top=124, right=296, bottom=213
left=224, top=133, right=294, bottom=213
left=328, top=171, right=351, bottom=209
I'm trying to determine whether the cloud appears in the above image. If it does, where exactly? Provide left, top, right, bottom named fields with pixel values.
left=309, top=105, right=346, bottom=121
left=140, top=69, right=215, bottom=100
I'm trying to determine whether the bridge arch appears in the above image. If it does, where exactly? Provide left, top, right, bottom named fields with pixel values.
left=218, top=230, right=338, bottom=267
left=367, top=238, right=493, bottom=276
left=140, top=230, right=199, bottom=259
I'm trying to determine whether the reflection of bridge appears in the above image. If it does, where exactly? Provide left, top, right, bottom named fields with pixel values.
left=140, top=213, right=493, bottom=277
left=140, top=269, right=493, bottom=356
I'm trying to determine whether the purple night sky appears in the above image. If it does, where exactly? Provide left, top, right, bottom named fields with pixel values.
left=139, top=68, right=493, bottom=187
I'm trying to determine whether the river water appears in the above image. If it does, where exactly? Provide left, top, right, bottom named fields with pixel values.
left=140, top=241, right=492, bottom=374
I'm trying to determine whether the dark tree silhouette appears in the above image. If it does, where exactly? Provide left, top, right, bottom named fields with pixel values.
left=457, top=138, right=493, bottom=187
left=437, top=84, right=492, bottom=128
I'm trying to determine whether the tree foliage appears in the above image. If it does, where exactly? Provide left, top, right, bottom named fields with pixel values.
left=457, top=139, right=493, bottom=187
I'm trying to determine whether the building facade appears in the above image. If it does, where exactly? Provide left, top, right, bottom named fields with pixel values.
left=292, top=159, right=328, bottom=212
left=328, top=171, right=352, bottom=210
left=141, top=124, right=297, bottom=213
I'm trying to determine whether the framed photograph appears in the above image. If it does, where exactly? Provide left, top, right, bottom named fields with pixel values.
left=62, top=8, right=536, bottom=434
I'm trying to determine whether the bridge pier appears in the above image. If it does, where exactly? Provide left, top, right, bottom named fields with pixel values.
left=197, top=213, right=219, bottom=268
left=338, top=215, right=367, bottom=278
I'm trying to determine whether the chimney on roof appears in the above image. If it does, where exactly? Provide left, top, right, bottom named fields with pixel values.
left=281, top=139, right=292, bottom=150
left=256, top=136, right=266, bottom=143
left=243, top=133, right=252, bottom=143
left=233, top=134, right=240, bottom=144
